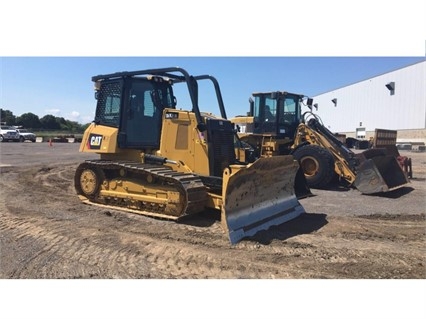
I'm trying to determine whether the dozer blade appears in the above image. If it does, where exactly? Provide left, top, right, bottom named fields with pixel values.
left=221, top=156, right=305, bottom=244
left=353, top=154, right=409, bottom=194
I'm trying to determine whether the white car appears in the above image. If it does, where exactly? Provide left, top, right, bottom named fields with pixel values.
left=15, top=128, right=37, bottom=142
left=0, top=126, right=20, bottom=142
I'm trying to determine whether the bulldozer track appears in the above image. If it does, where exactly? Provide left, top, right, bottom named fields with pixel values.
left=77, top=160, right=207, bottom=220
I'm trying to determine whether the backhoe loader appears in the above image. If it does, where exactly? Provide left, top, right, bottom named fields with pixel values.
left=75, top=68, right=306, bottom=244
left=231, top=91, right=409, bottom=194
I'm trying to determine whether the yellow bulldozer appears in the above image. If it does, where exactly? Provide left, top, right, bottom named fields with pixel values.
left=74, top=68, right=307, bottom=244
left=231, top=91, right=409, bottom=194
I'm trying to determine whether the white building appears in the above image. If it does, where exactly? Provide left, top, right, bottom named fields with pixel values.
left=309, top=60, right=426, bottom=143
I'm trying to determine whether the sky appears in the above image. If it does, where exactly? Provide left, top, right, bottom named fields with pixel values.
left=1, top=1, right=425, bottom=126
left=1, top=56, right=425, bottom=124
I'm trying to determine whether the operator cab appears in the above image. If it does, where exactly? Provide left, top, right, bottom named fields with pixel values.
left=94, top=76, right=176, bottom=149
left=250, top=91, right=304, bottom=139
left=90, top=67, right=236, bottom=179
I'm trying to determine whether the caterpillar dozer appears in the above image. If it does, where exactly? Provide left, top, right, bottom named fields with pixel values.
left=75, top=68, right=306, bottom=244
left=231, top=91, right=409, bottom=194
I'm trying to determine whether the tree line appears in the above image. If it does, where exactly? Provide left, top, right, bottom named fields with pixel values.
left=0, top=109, right=90, bottom=132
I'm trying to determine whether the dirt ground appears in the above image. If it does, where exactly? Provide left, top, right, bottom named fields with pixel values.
left=0, top=142, right=425, bottom=280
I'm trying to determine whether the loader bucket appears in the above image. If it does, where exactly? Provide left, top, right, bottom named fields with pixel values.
left=353, top=153, right=409, bottom=194
left=221, top=156, right=306, bottom=244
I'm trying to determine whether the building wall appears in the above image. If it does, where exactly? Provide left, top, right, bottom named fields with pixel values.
left=307, top=61, right=426, bottom=136
left=340, top=128, right=426, bottom=144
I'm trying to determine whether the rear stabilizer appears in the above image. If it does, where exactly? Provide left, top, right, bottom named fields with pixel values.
left=221, top=156, right=306, bottom=244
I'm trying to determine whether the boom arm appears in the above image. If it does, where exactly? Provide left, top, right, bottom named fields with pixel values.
left=293, top=112, right=359, bottom=184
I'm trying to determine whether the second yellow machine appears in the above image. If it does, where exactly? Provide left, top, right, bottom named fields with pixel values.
left=75, top=67, right=306, bottom=244
left=231, top=91, right=409, bottom=194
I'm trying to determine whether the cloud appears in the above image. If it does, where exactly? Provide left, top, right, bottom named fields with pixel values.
left=44, top=108, right=61, bottom=115
left=66, top=111, right=93, bottom=124
left=80, top=115, right=94, bottom=124
left=68, top=111, right=80, bottom=121
left=42, top=108, right=92, bottom=124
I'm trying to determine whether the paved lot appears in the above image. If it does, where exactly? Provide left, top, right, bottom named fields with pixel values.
left=0, top=142, right=97, bottom=167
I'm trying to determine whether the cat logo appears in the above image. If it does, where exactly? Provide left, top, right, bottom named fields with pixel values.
left=88, top=134, right=103, bottom=150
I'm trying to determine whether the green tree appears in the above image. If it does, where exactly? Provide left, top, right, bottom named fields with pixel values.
left=56, top=116, right=67, bottom=129
left=64, top=120, right=84, bottom=132
left=16, top=112, right=41, bottom=129
left=40, top=114, right=61, bottom=130
left=0, top=109, right=17, bottom=125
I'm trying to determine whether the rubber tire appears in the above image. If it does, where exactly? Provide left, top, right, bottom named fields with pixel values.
left=292, top=144, right=335, bottom=188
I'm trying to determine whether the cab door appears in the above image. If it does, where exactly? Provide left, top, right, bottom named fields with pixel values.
left=119, top=79, right=162, bottom=149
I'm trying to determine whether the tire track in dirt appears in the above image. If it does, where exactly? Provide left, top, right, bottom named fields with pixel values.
left=0, top=212, right=151, bottom=278
left=1, top=171, right=249, bottom=279
left=278, top=216, right=425, bottom=278
left=1, top=162, right=425, bottom=279
left=1, top=192, right=307, bottom=279
left=32, top=166, right=72, bottom=188
left=0, top=165, right=152, bottom=278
